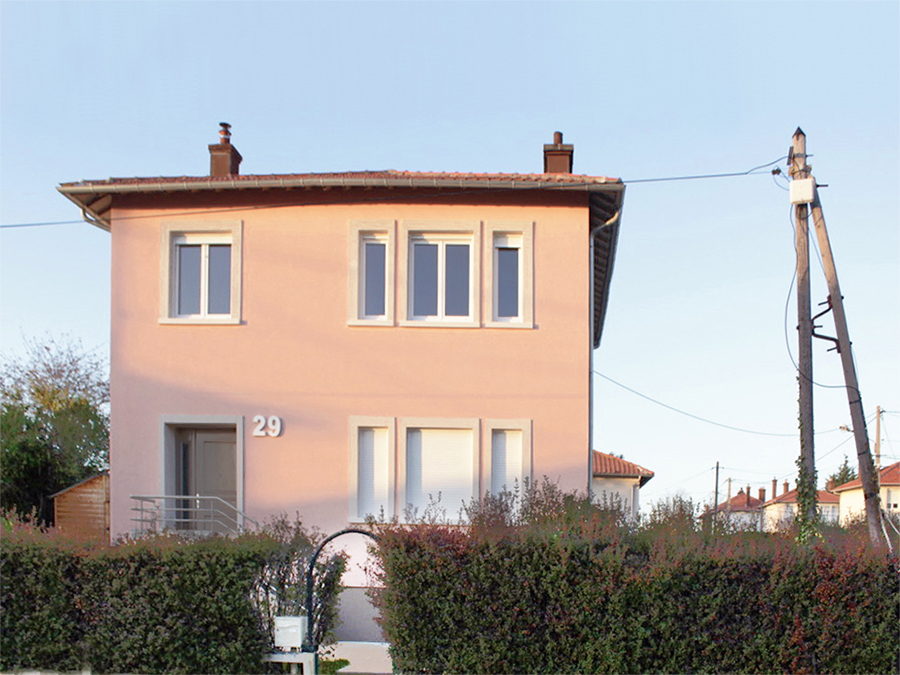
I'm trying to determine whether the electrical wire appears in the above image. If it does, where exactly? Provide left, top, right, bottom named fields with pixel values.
left=594, top=371, right=841, bottom=438
left=622, top=156, right=787, bottom=184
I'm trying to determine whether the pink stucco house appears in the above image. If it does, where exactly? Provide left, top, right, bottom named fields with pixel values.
left=59, top=125, right=625, bottom=543
left=59, top=125, right=625, bottom=649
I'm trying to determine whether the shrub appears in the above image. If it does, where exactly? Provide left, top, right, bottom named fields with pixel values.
left=370, top=482, right=900, bottom=674
left=0, top=512, right=345, bottom=674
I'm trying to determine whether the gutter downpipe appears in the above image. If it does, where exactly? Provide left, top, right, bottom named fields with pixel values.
left=589, top=209, right=621, bottom=500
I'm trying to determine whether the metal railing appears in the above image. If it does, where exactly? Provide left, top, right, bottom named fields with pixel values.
left=130, top=494, right=259, bottom=537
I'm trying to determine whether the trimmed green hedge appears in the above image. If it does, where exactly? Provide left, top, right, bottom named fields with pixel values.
left=371, top=495, right=900, bottom=674
left=1, top=517, right=345, bottom=674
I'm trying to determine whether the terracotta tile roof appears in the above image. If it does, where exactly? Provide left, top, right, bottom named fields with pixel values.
left=708, top=489, right=764, bottom=513
left=832, top=461, right=900, bottom=492
left=60, top=169, right=622, bottom=190
left=761, top=488, right=839, bottom=507
left=592, top=451, right=654, bottom=486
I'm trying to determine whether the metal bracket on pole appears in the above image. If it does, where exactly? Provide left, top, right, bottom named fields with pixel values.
left=811, top=297, right=841, bottom=353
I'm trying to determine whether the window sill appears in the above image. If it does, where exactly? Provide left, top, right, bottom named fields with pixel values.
left=348, top=318, right=394, bottom=327
left=159, top=316, right=242, bottom=325
left=399, top=318, right=480, bottom=328
left=485, top=319, right=533, bottom=329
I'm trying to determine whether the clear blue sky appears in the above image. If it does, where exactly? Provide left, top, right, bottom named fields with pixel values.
left=2, top=1, right=898, bottom=509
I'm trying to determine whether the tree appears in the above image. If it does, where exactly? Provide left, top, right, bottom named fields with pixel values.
left=1, top=335, right=109, bottom=524
left=827, top=455, right=858, bottom=490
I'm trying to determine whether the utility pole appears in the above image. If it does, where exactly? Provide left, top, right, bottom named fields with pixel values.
left=875, top=405, right=882, bottom=472
left=790, top=128, right=817, bottom=526
left=795, top=129, right=886, bottom=547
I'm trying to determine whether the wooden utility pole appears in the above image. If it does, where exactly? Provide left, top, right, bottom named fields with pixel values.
left=875, top=405, right=882, bottom=472
left=798, top=129, right=886, bottom=547
left=790, top=129, right=817, bottom=525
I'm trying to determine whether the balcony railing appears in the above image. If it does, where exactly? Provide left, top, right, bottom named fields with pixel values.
left=130, top=494, right=259, bottom=537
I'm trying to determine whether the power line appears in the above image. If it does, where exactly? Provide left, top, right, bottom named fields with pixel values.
left=595, top=370, right=842, bottom=438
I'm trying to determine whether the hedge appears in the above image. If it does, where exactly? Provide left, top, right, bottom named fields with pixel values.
left=1, top=515, right=345, bottom=674
left=370, top=490, right=900, bottom=674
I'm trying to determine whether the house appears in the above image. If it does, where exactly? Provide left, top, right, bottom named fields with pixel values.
left=832, top=461, right=900, bottom=524
left=591, top=450, right=653, bottom=521
left=58, top=125, right=625, bottom=647
left=702, top=486, right=765, bottom=531
left=50, top=471, right=109, bottom=540
left=760, top=480, right=839, bottom=531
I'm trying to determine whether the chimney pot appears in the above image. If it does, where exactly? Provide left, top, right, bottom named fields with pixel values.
left=772, top=478, right=778, bottom=498
left=783, top=481, right=789, bottom=495
left=543, top=131, right=574, bottom=174
left=209, top=122, right=242, bottom=177
left=746, top=486, right=751, bottom=507
left=759, top=487, right=766, bottom=503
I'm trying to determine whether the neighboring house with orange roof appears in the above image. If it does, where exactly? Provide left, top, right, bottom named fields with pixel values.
left=760, top=481, right=839, bottom=532
left=591, top=451, right=654, bottom=521
left=702, top=486, right=765, bottom=531
left=832, top=461, right=900, bottom=524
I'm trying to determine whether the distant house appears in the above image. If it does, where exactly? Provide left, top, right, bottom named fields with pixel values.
left=591, top=451, right=653, bottom=521
left=832, top=461, right=900, bottom=524
left=760, top=480, right=839, bottom=531
left=50, top=471, right=109, bottom=540
left=702, top=486, right=764, bottom=531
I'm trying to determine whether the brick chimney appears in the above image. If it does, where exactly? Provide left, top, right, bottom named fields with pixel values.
left=543, top=131, right=574, bottom=174
left=825, top=478, right=836, bottom=491
left=758, top=487, right=766, bottom=503
left=746, top=486, right=751, bottom=507
left=772, top=478, right=778, bottom=498
left=209, top=122, right=242, bottom=177
left=783, top=480, right=790, bottom=495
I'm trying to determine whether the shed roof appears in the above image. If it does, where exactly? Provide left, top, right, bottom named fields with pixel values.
left=49, top=471, right=109, bottom=499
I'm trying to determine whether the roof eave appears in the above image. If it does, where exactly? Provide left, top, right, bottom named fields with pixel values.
left=57, top=175, right=625, bottom=231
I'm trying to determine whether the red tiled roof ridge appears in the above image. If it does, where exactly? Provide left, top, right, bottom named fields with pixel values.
left=761, top=488, right=840, bottom=507
left=591, top=450, right=654, bottom=479
left=60, top=169, right=622, bottom=188
left=831, top=461, right=900, bottom=493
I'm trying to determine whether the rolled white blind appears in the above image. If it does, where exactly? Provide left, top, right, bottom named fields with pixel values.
left=406, top=428, right=474, bottom=517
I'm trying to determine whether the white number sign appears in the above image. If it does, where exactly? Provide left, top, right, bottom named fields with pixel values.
left=252, top=415, right=283, bottom=437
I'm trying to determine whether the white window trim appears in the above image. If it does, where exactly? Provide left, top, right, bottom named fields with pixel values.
left=399, top=221, right=481, bottom=328
left=159, top=414, right=245, bottom=524
left=348, top=221, right=396, bottom=326
left=483, top=419, right=533, bottom=496
left=485, top=222, right=534, bottom=328
left=348, top=416, right=396, bottom=523
left=159, top=221, right=243, bottom=324
left=397, top=417, right=480, bottom=522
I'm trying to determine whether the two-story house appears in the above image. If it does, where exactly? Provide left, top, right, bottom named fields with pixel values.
left=59, top=125, right=625, bottom=645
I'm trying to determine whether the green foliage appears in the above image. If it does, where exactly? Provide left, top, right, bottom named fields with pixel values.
left=1, top=335, right=109, bottom=523
left=828, top=454, right=858, bottom=488
left=0, top=513, right=346, bottom=674
left=370, top=482, right=900, bottom=674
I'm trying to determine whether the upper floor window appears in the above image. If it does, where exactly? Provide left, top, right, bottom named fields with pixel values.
left=400, top=221, right=481, bottom=327
left=348, top=221, right=395, bottom=326
left=409, top=234, right=472, bottom=320
left=486, top=223, right=534, bottom=328
left=160, top=221, right=242, bottom=324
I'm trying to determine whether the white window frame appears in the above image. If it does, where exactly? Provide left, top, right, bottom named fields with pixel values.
left=399, top=221, right=481, bottom=327
left=348, top=416, right=396, bottom=523
left=160, top=221, right=242, bottom=324
left=485, top=222, right=534, bottom=328
left=397, top=417, right=480, bottom=522
left=483, top=419, right=533, bottom=496
left=348, top=221, right=395, bottom=326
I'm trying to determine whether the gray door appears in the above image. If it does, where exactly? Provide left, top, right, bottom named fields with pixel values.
left=175, top=428, right=236, bottom=533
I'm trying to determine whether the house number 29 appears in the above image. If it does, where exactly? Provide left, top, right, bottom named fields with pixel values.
left=252, top=415, right=283, bottom=437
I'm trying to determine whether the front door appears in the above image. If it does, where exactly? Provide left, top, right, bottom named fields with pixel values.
left=175, top=428, right=237, bottom=533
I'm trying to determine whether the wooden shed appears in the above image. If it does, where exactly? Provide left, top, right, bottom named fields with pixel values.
left=51, top=471, right=109, bottom=540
